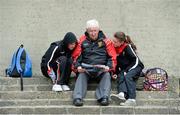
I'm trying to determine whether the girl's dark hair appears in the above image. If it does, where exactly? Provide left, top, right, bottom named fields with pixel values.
left=114, top=31, right=137, bottom=51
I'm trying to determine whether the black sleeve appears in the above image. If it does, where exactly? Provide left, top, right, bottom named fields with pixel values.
left=42, top=43, right=61, bottom=69
left=125, top=45, right=139, bottom=72
left=74, top=54, right=82, bottom=68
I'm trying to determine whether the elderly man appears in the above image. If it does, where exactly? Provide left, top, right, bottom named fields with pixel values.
left=72, top=19, right=117, bottom=106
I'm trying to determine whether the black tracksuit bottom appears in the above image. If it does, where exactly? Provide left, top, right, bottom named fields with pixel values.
left=117, top=66, right=143, bottom=99
left=41, top=56, right=72, bottom=85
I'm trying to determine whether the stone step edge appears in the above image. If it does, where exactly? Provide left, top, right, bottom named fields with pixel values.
left=0, top=105, right=175, bottom=109
left=0, top=91, right=168, bottom=92
left=0, top=98, right=180, bottom=101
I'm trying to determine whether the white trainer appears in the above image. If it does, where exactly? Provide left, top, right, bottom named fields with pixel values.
left=118, top=92, right=126, bottom=100
left=110, top=92, right=126, bottom=104
left=61, top=85, right=70, bottom=91
left=52, top=84, right=63, bottom=92
left=120, top=99, right=136, bottom=106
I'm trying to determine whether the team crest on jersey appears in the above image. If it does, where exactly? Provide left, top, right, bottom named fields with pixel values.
left=82, top=42, right=89, bottom=48
left=98, top=41, right=103, bottom=47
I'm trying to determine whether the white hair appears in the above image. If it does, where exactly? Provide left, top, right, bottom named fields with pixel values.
left=86, top=19, right=100, bottom=29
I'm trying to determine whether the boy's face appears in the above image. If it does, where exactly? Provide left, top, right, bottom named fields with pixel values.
left=68, top=42, right=76, bottom=50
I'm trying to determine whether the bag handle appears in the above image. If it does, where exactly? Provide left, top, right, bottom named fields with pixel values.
left=146, top=81, right=167, bottom=91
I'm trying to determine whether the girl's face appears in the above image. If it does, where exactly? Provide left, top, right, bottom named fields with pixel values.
left=113, top=37, right=124, bottom=47
left=68, top=42, right=76, bottom=50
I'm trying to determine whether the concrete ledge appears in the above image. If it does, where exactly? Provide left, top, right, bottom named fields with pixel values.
left=0, top=98, right=180, bottom=107
left=0, top=105, right=179, bottom=114
left=168, top=76, right=180, bottom=97
left=0, top=76, right=179, bottom=94
left=0, top=91, right=172, bottom=100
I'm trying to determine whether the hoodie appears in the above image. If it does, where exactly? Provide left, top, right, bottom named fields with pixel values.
left=41, top=32, right=77, bottom=70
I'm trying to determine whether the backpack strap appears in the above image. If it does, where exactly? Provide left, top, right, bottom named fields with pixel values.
left=16, top=45, right=24, bottom=74
left=23, top=52, right=32, bottom=77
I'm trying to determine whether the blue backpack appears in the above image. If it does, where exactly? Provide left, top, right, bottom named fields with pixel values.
left=6, top=45, right=32, bottom=77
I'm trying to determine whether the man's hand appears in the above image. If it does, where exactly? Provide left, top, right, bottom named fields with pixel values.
left=103, top=66, right=110, bottom=72
left=77, top=66, right=86, bottom=73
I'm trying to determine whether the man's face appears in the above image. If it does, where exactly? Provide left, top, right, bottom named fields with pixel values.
left=87, top=27, right=99, bottom=41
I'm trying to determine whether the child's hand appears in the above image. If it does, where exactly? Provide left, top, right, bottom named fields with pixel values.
left=47, top=68, right=56, bottom=83
left=112, top=74, right=118, bottom=79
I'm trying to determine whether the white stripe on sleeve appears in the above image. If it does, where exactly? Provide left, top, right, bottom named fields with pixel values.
left=47, top=46, right=58, bottom=70
left=128, top=45, right=139, bottom=71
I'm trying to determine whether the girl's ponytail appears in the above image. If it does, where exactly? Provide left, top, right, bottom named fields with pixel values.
left=126, top=35, right=137, bottom=51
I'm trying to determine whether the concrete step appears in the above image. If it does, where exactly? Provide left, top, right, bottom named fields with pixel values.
left=0, top=105, right=179, bottom=114
left=0, top=98, right=180, bottom=107
left=0, top=77, right=52, bottom=85
left=0, top=91, right=175, bottom=100
left=0, top=76, right=179, bottom=114
left=0, top=85, right=52, bottom=91
left=0, top=77, right=142, bottom=91
left=0, top=84, right=121, bottom=91
left=0, top=76, right=144, bottom=85
left=1, top=75, right=179, bottom=95
left=0, top=76, right=144, bottom=91
left=0, top=84, right=123, bottom=91
left=1, top=76, right=179, bottom=96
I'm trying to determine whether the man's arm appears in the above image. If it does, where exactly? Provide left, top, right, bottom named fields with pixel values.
left=71, top=35, right=86, bottom=72
left=104, top=39, right=117, bottom=72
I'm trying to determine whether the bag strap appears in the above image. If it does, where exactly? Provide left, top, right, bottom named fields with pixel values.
left=19, top=45, right=24, bottom=91
left=16, top=45, right=25, bottom=74
left=20, top=72, right=23, bottom=91
left=145, top=81, right=167, bottom=90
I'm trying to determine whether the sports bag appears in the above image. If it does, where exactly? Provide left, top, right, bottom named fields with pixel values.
left=143, top=68, right=168, bottom=91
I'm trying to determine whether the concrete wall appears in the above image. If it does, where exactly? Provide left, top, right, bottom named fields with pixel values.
left=0, top=0, right=180, bottom=77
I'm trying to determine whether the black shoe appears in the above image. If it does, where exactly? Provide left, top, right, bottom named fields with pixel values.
left=73, top=98, right=83, bottom=106
left=98, top=97, right=109, bottom=106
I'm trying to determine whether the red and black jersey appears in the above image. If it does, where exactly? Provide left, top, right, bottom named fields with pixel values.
left=72, top=31, right=117, bottom=72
